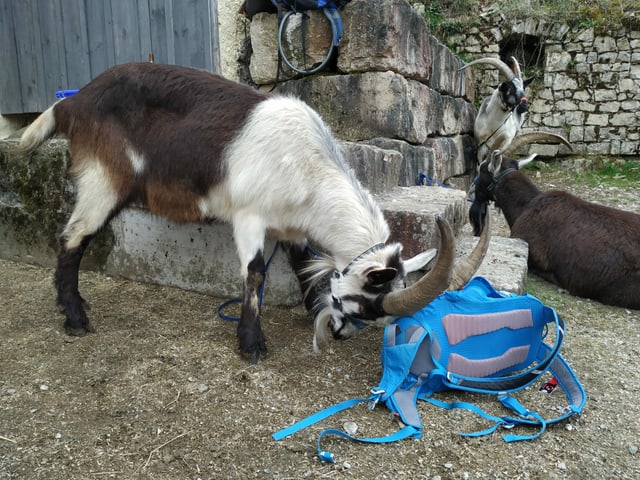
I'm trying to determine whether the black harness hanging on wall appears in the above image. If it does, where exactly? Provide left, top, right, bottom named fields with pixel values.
left=241, top=0, right=351, bottom=87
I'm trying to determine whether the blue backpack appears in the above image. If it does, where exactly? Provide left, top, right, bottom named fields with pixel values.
left=273, top=277, right=586, bottom=462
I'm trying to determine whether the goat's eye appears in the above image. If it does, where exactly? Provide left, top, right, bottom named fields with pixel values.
left=332, top=296, right=343, bottom=311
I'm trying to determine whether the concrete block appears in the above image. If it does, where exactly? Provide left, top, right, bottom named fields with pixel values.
left=456, top=235, right=529, bottom=295
left=377, top=186, right=468, bottom=258
left=106, top=208, right=302, bottom=305
left=429, top=37, right=471, bottom=99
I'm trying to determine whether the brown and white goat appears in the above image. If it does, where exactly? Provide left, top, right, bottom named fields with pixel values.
left=469, top=133, right=640, bottom=310
left=460, top=56, right=533, bottom=164
left=19, top=62, right=489, bottom=362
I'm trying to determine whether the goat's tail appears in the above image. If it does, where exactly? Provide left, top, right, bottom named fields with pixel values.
left=18, top=103, right=58, bottom=153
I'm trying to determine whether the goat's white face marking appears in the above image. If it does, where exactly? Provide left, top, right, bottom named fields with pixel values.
left=323, top=247, right=409, bottom=340
left=126, top=146, right=146, bottom=175
left=321, top=245, right=439, bottom=341
left=499, top=77, right=529, bottom=114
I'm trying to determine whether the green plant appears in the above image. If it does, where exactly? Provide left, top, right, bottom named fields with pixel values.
left=431, top=0, right=640, bottom=33
left=423, top=2, right=465, bottom=36
left=575, top=160, right=640, bottom=188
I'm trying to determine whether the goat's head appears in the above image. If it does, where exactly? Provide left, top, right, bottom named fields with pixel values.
left=469, top=132, right=572, bottom=235
left=461, top=56, right=533, bottom=114
left=313, top=215, right=491, bottom=349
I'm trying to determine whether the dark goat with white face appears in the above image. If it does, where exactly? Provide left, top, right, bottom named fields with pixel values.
left=469, top=133, right=640, bottom=310
left=460, top=56, right=533, bottom=163
left=19, top=62, right=489, bottom=362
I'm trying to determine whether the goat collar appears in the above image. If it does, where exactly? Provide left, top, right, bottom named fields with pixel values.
left=487, top=167, right=518, bottom=193
left=341, top=243, right=386, bottom=275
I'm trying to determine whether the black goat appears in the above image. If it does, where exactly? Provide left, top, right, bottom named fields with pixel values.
left=469, top=134, right=640, bottom=310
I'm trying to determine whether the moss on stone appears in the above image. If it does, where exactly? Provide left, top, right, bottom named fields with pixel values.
left=0, top=138, right=114, bottom=271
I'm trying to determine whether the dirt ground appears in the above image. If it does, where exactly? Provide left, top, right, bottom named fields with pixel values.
left=1, top=162, right=639, bottom=479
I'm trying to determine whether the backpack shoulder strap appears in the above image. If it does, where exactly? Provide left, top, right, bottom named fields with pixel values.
left=443, top=306, right=565, bottom=393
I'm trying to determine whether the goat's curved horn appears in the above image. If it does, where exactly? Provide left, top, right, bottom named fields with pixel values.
left=458, top=57, right=515, bottom=80
left=449, top=208, right=491, bottom=291
left=502, top=132, right=573, bottom=157
left=510, top=56, right=522, bottom=79
left=382, top=217, right=455, bottom=316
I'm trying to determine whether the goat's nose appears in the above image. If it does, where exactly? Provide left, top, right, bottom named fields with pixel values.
left=516, top=99, right=528, bottom=114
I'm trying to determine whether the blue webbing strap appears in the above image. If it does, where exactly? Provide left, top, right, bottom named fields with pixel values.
left=272, top=397, right=369, bottom=441
left=315, top=425, right=420, bottom=463
left=273, top=396, right=421, bottom=463
left=424, top=396, right=508, bottom=437
left=217, top=243, right=280, bottom=322
left=422, top=347, right=585, bottom=442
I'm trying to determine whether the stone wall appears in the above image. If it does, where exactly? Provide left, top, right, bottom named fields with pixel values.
left=247, top=0, right=477, bottom=186
left=446, top=16, right=640, bottom=157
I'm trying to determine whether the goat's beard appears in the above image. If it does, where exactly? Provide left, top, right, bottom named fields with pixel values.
left=313, top=307, right=333, bottom=353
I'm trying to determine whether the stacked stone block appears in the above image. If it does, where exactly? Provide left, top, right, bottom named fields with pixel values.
left=248, top=0, right=477, bottom=187
left=447, top=16, right=640, bottom=156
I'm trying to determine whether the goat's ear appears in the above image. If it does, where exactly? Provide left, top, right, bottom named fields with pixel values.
left=469, top=201, right=487, bottom=237
left=523, top=77, right=535, bottom=87
left=518, top=153, right=538, bottom=169
left=488, top=151, right=503, bottom=176
left=366, top=268, right=398, bottom=286
left=403, top=249, right=437, bottom=273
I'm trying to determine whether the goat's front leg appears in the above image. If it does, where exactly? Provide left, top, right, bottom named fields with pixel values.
left=238, top=251, right=267, bottom=363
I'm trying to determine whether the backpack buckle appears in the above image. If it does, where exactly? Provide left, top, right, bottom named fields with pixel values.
left=368, top=389, right=385, bottom=410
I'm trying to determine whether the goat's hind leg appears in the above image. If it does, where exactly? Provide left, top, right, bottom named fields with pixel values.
left=56, top=234, right=96, bottom=335
left=56, top=160, right=121, bottom=335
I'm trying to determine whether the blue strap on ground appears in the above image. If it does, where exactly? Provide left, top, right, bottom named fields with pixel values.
left=272, top=397, right=369, bottom=441
left=273, top=396, right=421, bottom=463
left=316, top=425, right=420, bottom=463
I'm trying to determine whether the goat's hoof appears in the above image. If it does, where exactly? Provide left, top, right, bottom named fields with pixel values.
left=246, top=351, right=261, bottom=365
left=64, top=321, right=96, bottom=336
left=239, top=342, right=268, bottom=364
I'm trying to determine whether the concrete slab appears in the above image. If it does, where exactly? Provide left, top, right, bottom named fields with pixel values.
left=456, top=234, right=529, bottom=295
left=104, top=186, right=469, bottom=306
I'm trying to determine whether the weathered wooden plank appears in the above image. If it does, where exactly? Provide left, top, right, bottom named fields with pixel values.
left=111, top=0, right=142, bottom=63
left=208, top=0, right=221, bottom=74
left=60, top=0, right=92, bottom=87
left=137, top=0, right=153, bottom=62
left=1, top=0, right=221, bottom=114
left=11, top=0, right=47, bottom=112
left=148, top=0, right=172, bottom=64
left=172, top=0, right=209, bottom=68
left=85, top=0, right=113, bottom=79
left=36, top=0, right=68, bottom=96
left=0, top=0, right=22, bottom=113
